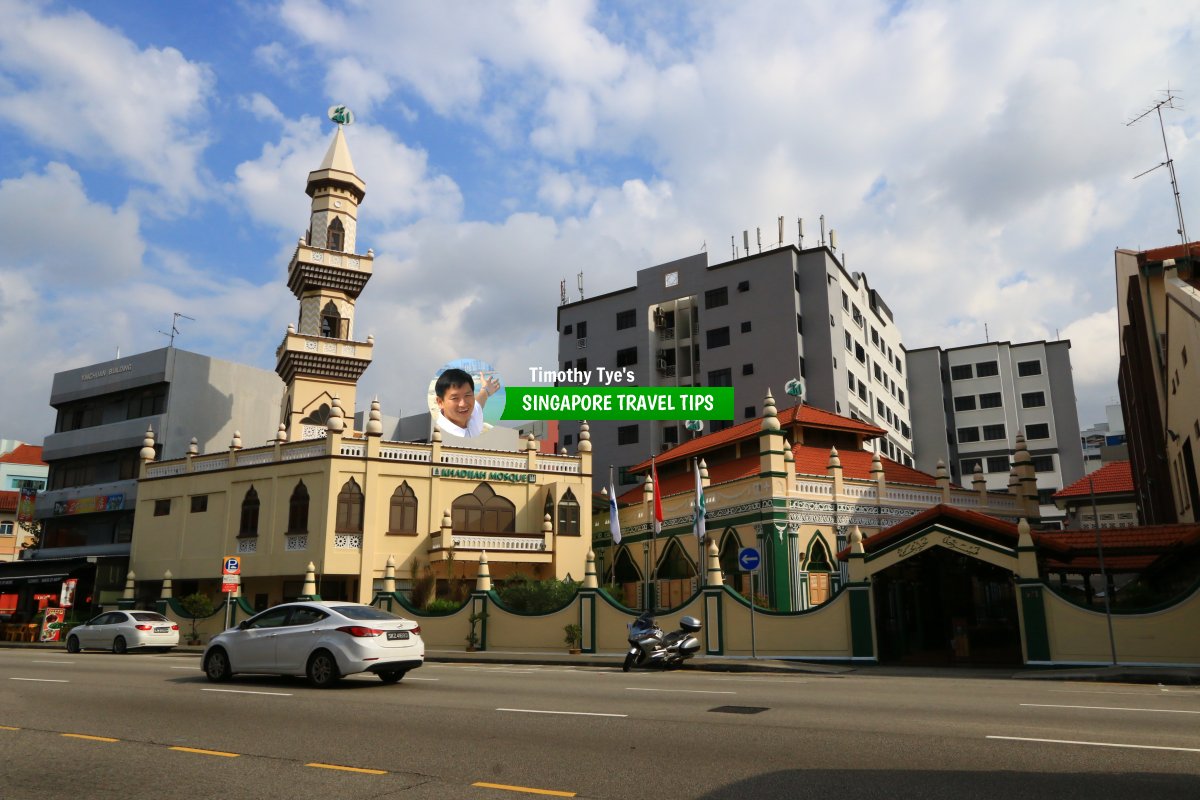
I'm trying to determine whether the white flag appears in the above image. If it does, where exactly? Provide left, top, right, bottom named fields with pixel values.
left=694, top=459, right=706, bottom=541
left=609, top=477, right=621, bottom=545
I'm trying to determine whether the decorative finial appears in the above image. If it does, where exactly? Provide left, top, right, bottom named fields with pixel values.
left=328, top=104, right=355, bottom=125
left=327, top=395, right=345, bottom=433
left=140, top=426, right=156, bottom=461
left=276, top=423, right=288, bottom=443
left=187, top=437, right=198, bottom=456
left=230, top=430, right=243, bottom=450
left=366, top=397, right=383, bottom=436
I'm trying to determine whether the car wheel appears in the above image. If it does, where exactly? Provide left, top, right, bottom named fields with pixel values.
left=622, top=652, right=636, bottom=672
left=204, top=648, right=233, bottom=682
left=306, top=650, right=341, bottom=688
left=113, top=636, right=128, bottom=655
left=66, top=636, right=81, bottom=654
left=378, top=670, right=405, bottom=684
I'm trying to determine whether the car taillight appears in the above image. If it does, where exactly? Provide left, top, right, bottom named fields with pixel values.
left=410, top=625, right=421, bottom=635
left=135, top=624, right=153, bottom=631
left=171, top=624, right=179, bottom=631
left=336, top=625, right=383, bottom=637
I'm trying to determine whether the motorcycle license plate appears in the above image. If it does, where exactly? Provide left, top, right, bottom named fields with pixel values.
left=387, top=631, right=409, bottom=641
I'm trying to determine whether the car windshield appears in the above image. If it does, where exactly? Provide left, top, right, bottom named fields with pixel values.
left=131, top=612, right=169, bottom=622
left=336, top=605, right=403, bottom=621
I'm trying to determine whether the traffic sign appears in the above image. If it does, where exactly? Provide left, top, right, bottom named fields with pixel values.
left=221, top=574, right=241, bottom=594
left=738, top=547, right=761, bottom=572
left=222, top=556, right=241, bottom=575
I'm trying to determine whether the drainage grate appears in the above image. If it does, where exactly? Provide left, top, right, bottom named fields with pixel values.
left=708, top=705, right=769, bottom=715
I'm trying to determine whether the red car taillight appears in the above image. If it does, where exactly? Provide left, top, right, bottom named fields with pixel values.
left=336, top=625, right=383, bottom=638
left=171, top=624, right=179, bottom=631
left=410, top=625, right=421, bottom=635
left=135, top=624, right=153, bottom=631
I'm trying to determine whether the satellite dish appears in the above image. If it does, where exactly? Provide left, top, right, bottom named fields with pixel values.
left=685, top=420, right=704, bottom=433
left=328, top=105, right=355, bottom=125
left=784, top=378, right=805, bottom=399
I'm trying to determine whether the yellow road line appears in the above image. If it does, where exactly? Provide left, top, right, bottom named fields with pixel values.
left=472, top=782, right=577, bottom=797
left=0, top=725, right=19, bottom=731
left=305, top=762, right=387, bottom=775
left=169, top=746, right=239, bottom=758
left=62, top=733, right=119, bottom=742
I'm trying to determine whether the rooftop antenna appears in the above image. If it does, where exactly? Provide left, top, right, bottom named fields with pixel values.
left=731, top=235, right=737, bottom=260
left=798, top=217, right=805, bottom=249
left=1128, top=88, right=1189, bottom=248
left=756, top=227, right=762, bottom=253
left=777, top=216, right=784, bottom=248
left=984, top=322, right=989, bottom=341
left=743, top=230, right=749, bottom=257
left=560, top=279, right=566, bottom=306
left=577, top=271, right=584, bottom=301
left=819, top=215, right=826, bottom=247
left=158, top=312, right=196, bottom=347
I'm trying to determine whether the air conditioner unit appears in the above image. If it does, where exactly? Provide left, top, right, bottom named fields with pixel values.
left=576, top=337, right=588, bottom=349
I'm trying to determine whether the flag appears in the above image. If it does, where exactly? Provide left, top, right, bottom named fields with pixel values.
left=608, top=471, right=621, bottom=545
left=651, top=457, right=663, bottom=538
left=694, top=459, right=706, bottom=541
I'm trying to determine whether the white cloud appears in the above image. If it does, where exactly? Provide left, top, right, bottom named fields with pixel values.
left=0, top=0, right=214, bottom=207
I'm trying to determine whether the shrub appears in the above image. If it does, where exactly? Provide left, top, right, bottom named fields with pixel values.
left=495, top=574, right=578, bottom=614
left=424, top=598, right=464, bottom=614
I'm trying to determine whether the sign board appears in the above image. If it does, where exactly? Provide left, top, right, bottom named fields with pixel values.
left=222, top=556, right=241, bottom=576
left=59, top=578, right=78, bottom=608
left=221, top=574, right=241, bottom=594
left=40, top=608, right=66, bottom=642
left=738, top=546, right=761, bottom=572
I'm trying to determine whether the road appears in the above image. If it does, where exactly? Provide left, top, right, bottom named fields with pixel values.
left=1, top=649, right=1198, bottom=799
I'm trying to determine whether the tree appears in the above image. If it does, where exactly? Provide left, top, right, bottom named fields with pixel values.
left=179, top=593, right=214, bottom=643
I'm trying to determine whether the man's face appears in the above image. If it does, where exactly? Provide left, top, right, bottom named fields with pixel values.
left=437, top=382, right=475, bottom=427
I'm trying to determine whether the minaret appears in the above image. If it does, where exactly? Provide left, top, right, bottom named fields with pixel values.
left=276, top=121, right=375, bottom=441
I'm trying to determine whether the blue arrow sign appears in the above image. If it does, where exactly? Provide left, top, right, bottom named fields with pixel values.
left=738, top=547, right=761, bottom=572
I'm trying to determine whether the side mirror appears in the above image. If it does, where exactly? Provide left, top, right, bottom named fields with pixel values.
left=237, top=620, right=251, bottom=631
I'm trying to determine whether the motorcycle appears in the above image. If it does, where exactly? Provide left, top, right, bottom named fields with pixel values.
left=622, top=611, right=702, bottom=671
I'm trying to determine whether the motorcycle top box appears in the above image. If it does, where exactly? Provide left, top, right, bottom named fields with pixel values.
left=679, top=616, right=701, bottom=633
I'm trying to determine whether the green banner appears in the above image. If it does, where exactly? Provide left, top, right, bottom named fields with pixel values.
left=501, top=386, right=735, bottom=421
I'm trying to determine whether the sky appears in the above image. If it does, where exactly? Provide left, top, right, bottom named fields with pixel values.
left=1, top=0, right=1197, bottom=444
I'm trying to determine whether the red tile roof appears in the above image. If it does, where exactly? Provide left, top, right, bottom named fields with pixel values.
left=1054, top=461, right=1134, bottom=499
left=0, top=444, right=45, bottom=466
left=1140, top=241, right=1200, bottom=263
left=629, top=403, right=885, bottom=473
left=836, top=504, right=1020, bottom=559
left=0, top=491, right=18, bottom=513
left=618, top=443, right=941, bottom=504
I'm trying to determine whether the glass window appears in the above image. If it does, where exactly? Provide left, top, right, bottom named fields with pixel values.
left=704, top=287, right=728, bottom=309
left=706, top=327, right=730, bottom=349
left=1031, top=455, right=1055, bottom=472
left=452, top=484, right=514, bottom=533
left=953, top=395, right=976, bottom=412
left=388, top=482, right=418, bottom=534
left=961, top=458, right=982, bottom=475
left=708, top=368, right=732, bottom=387
left=287, top=607, right=329, bottom=626
left=1017, top=360, right=1042, bottom=376
left=0, top=522, right=12, bottom=536
left=617, top=425, right=639, bottom=445
left=239, top=487, right=259, bottom=537
left=246, top=607, right=292, bottom=630
left=338, top=605, right=405, bottom=621
left=979, top=392, right=1003, bottom=409
left=986, top=456, right=1011, bottom=473
left=288, top=481, right=310, bottom=533
left=576, top=321, right=587, bottom=339
left=744, top=405, right=756, bottom=419
left=154, top=499, right=171, bottom=517
left=975, top=361, right=999, bottom=377
left=1021, top=391, right=1046, bottom=408
left=742, top=363, right=754, bottom=375
left=737, top=280, right=750, bottom=292
left=741, top=320, right=752, bottom=333
left=616, top=309, right=636, bottom=330
left=336, top=478, right=364, bottom=533
left=855, top=343, right=865, bottom=363
left=957, top=427, right=981, bottom=443
left=950, top=364, right=973, bottom=380
left=1026, top=423, right=1051, bottom=439
left=563, top=324, right=573, bottom=336
left=616, top=347, right=638, bottom=367
left=190, top=495, right=207, bottom=513
left=557, top=489, right=580, bottom=536
left=982, top=424, right=1006, bottom=440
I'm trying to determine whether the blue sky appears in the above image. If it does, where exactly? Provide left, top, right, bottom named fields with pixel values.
left=2, top=0, right=1199, bottom=441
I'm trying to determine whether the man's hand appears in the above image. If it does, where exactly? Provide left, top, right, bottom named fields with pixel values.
left=477, top=375, right=501, bottom=406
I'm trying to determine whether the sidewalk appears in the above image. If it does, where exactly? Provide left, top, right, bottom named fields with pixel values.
left=4, top=639, right=1198, bottom=683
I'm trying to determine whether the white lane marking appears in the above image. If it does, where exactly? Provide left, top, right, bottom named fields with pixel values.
left=1021, top=703, right=1200, bottom=715
left=201, top=688, right=293, bottom=697
left=497, top=708, right=627, bottom=718
left=404, top=677, right=439, bottom=681
left=625, top=687, right=735, bottom=695
left=708, top=677, right=811, bottom=684
left=988, top=735, right=1200, bottom=753
left=1047, top=689, right=1183, bottom=697
left=32, top=661, right=74, bottom=665
left=170, top=667, right=199, bottom=670
left=10, top=678, right=69, bottom=683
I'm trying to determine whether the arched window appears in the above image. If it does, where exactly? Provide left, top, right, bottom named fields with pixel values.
left=657, top=538, right=696, bottom=579
left=452, top=484, right=515, bottom=533
left=327, top=217, right=344, bottom=251
left=238, top=487, right=259, bottom=538
left=612, top=547, right=642, bottom=583
left=336, top=477, right=364, bottom=532
left=718, top=530, right=742, bottom=579
left=557, top=489, right=580, bottom=536
left=287, top=481, right=309, bottom=533
left=806, top=537, right=833, bottom=572
left=388, top=482, right=418, bottom=534
left=320, top=301, right=347, bottom=339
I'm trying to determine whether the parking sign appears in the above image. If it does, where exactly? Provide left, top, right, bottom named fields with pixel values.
left=223, top=556, right=241, bottom=575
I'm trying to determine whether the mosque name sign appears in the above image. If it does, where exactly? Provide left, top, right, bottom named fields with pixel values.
left=432, top=467, right=535, bottom=484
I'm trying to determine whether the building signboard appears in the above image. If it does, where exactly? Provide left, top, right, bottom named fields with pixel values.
left=52, top=494, right=125, bottom=516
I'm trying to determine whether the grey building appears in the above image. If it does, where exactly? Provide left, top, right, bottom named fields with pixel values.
left=907, top=340, right=1085, bottom=523
left=557, top=245, right=914, bottom=491
left=7, top=347, right=283, bottom=613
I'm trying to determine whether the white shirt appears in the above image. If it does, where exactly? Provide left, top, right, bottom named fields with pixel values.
left=436, top=401, right=483, bottom=438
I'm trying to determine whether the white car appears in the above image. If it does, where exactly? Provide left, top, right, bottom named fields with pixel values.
left=66, top=611, right=180, bottom=653
left=202, top=601, right=424, bottom=688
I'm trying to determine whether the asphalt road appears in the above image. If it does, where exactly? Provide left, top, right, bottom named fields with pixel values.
left=2, top=649, right=1199, bottom=799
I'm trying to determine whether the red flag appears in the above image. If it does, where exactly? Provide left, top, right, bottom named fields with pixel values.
left=651, top=457, right=663, bottom=537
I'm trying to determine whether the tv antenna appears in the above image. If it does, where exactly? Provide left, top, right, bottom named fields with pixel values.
left=158, top=312, right=196, bottom=347
left=1128, top=88, right=1189, bottom=248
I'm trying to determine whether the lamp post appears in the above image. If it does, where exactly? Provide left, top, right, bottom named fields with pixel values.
left=1088, top=475, right=1118, bottom=666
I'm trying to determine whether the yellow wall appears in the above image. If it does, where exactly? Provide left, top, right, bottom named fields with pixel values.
left=1043, top=586, right=1200, bottom=665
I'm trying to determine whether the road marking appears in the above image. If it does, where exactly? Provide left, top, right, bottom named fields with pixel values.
left=472, top=781, right=576, bottom=797
left=497, top=708, right=626, bottom=718
left=306, top=762, right=387, bottom=775
left=405, top=677, right=440, bottom=681
left=1047, top=689, right=1180, bottom=696
left=170, top=666, right=199, bottom=670
left=62, top=733, right=119, bottom=742
left=10, top=678, right=68, bottom=683
left=625, top=687, right=735, bottom=695
left=988, top=735, right=1200, bottom=753
left=1021, top=703, right=1200, bottom=715
left=708, top=677, right=811, bottom=684
left=170, top=746, right=239, bottom=758
left=201, top=688, right=293, bottom=697
left=0, top=725, right=19, bottom=731
left=32, top=660, right=73, bottom=665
